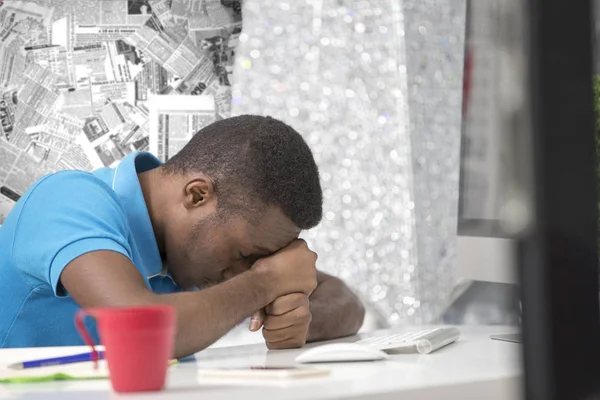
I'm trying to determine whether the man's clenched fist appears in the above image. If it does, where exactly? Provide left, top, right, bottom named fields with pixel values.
left=259, top=293, right=311, bottom=349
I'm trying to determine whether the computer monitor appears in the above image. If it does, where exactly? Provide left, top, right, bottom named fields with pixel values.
left=457, top=0, right=517, bottom=285
left=459, top=0, right=600, bottom=398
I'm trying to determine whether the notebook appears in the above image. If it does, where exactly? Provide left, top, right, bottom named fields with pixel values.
left=0, top=360, right=109, bottom=383
left=0, top=359, right=179, bottom=384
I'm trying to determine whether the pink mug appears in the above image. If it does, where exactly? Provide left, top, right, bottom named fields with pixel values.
left=75, top=305, right=176, bottom=393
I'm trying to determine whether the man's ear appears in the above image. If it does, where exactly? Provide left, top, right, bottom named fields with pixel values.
left=183, top=177, right=216, bottom=209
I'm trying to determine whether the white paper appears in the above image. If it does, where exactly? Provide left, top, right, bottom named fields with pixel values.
left=148, top=94, right=216, bottom=162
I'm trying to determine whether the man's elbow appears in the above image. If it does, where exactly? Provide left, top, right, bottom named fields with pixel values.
left=328, top=275, right=366, bottom=334
left=345, top=290, right=366, bottom=334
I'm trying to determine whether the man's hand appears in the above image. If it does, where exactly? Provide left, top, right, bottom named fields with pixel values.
left=247, top=239, right=317, bottom=349
left=250, top=273, right=366, bottom=347
left=259, top=293, right=311, bottom=349
left=61, top=250, right=280, bottom=358
left=247, top=240, right=365, bottom=348
left=252, top=239, right=318, bottom=301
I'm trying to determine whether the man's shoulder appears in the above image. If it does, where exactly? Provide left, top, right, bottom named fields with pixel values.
left=9, top=169, right=132, bottom=290
left=15, top=169, right=128, bottom=238
left=33, top=169, right=112, bottom=192
left=25, top=170, right=120, bottom=207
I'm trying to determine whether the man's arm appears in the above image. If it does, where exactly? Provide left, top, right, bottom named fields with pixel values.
left=62, top=251, right=272, bottom=358
left=307, top=271, right=365, bottom=342
left=257, top=271, right=365, bottom=348
left=61, top=245, right=317, bottom=358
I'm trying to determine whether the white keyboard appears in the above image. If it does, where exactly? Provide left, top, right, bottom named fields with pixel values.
left=355, top=327, right=461, bottom=355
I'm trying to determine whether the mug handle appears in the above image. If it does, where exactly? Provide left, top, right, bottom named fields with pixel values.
left=75, top=309, right=100, bottom=369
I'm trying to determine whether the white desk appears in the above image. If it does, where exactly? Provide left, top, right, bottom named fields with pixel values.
left=0, top=326, right=523, bottom=400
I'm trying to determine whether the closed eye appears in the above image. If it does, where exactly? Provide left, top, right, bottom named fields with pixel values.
left=239, top=252, right=262, bottom=266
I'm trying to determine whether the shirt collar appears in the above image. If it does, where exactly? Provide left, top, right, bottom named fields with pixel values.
left=111, top=152, right=163, bottom=278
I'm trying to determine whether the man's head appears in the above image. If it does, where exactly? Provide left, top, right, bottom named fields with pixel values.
left=154, top=115, right=323, bottom=289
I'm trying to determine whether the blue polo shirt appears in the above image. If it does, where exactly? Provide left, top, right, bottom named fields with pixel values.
left=0, top=152, right=179, bottom=348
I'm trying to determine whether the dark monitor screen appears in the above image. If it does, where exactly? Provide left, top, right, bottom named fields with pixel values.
left=458, top=0, right=513, bottom=238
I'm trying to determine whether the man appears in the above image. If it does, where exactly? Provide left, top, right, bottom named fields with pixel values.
left=0, top=115, right=365, bottom=357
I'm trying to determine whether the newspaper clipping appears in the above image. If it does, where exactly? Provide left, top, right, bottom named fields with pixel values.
left=0, top=0, right=243, bottom=225
left=148, top=94, right=216, bottom=162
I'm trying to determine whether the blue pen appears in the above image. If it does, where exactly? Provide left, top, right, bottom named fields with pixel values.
left=7, top=351, right=105, bottom=370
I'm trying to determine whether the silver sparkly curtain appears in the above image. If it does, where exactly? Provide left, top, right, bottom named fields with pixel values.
left=403, top=0, right=466, bottom=321
left=233, top=0, right=466, bottom=325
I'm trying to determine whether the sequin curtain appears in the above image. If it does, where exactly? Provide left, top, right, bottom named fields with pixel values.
left=232, top=0, right=466, bottom=325
left=403, top=0, right=466, bottom=321
left=231, top=1, right=398, bottom=325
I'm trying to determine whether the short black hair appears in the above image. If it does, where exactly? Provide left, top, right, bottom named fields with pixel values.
left=163, top=115, right=323, bottom=230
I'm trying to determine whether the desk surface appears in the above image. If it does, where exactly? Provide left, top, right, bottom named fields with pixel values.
left=0, top=325, right=523, bottom=400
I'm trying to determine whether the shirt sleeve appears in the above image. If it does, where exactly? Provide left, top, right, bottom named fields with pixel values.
left=11, top=171, right=133, bottom=297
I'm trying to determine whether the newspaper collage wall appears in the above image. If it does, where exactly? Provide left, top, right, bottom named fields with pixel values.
left=0, top=0, right=242, bottom=225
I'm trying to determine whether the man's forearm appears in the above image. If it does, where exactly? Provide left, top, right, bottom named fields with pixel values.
left=307, top=273, right=365, bottom=342
left=62, top=251, right=278, bottom=359
left=156, top=270, right=272, bottom=358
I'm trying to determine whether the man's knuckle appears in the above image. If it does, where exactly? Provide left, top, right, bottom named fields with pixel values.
left=262, top=329, right=272, bottom=341
left=268, top=301, right=278, bottom=313
left=272, top=330, right=286, bottom=342
left=303, top=310, right=312, bottom=323
left=291, top=311, right=310, bottom=327
left=274, top=341, right=287, bottom=350
left=293, top=337, right=306, bottom=348
left=268, top=331, right=279, bottom=341
left=262, top=317, right=273, bottom=330
left=292, top=312, right=301, bottom=324
left=302, top=299, right=310, bottom=311
left=298, top=302, right=309, bottom=314
left=272, top=304, right=285, bottom=315
left=293, top=294, right=306, bottom=308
